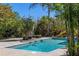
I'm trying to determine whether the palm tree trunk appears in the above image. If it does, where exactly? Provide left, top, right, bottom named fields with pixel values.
left=67, top=4, right=75, bottom=56
left=64, top=4, right=75, bottom=56
left=77, top=19, right=79, bottom=55
left=76, top=9, right=79, bottom=55
left=48, top=4, right=50, bottom=19
left=47, top=4, right=51, bottom=36
left=64, top=4, right=72, bottom=55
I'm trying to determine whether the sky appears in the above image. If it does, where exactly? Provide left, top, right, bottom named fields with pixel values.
left=9, top=3, right=56, bottom=20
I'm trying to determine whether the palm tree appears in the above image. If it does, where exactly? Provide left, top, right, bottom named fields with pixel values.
left=29, top=3, right=53, bottom=18
left=73, top=4, right=79, bottom=55
left=29, top=3, right=53, bottom=36
left=58, top=3, right=75, bottom=55
left=53, top=3, right=75, bottom=55
left=67, top=4, right=79, bottom=55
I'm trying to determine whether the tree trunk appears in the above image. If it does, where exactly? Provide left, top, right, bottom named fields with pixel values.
left=68, top=4, right=75, bottom=56
left=48, top=4, right=50, bottom=19
left=47, top=4, right=51, bottom=36
left=77, top=19, right=79, bottom=55
left=74, top=6, right=79, bottom=55
left=64, top=4, right=75, bottom=56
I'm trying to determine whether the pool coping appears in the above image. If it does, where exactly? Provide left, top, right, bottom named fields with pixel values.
left=0, top=37, right=67, bottom=56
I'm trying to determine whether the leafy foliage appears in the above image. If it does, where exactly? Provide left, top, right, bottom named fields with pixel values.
left=0, top=4, right=35, bottom=39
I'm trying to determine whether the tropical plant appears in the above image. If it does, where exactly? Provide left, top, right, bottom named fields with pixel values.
left=22, top=17, right=35, bottom=38
left=52, top=3, right=76, bottom=55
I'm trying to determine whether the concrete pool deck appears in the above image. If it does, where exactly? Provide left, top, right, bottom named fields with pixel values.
left=0, top=38, right=67, bottom=56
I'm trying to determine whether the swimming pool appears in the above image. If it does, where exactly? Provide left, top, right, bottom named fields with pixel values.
left=8, top=38, right=67, bottom=52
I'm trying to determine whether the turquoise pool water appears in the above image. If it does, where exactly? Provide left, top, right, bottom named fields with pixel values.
left=9, top=38, right=67, bottom=52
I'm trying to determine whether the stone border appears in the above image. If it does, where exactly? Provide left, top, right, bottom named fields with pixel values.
left=0, top=37, right=67, bottom=56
